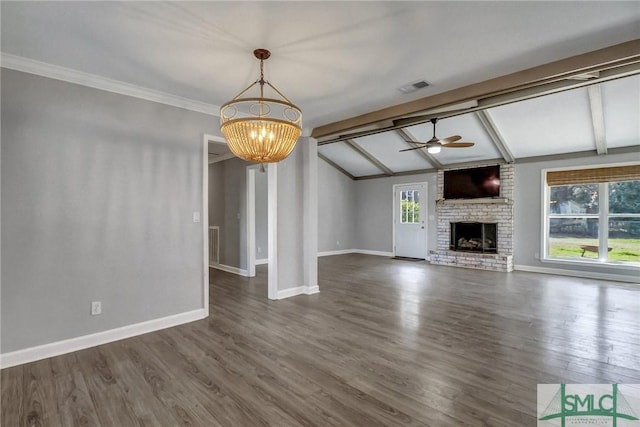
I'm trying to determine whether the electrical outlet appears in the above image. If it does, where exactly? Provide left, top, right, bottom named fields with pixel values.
left=192, top=211, right=201, bottom=223
left=257, top=246, right=262, bottom=253
left=337, top=240, right=341, bottom=246
left=91, top=301, right=102, bottom=316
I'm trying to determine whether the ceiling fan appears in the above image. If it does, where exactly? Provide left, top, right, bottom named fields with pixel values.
left=399, top=118, right=474, bottom=154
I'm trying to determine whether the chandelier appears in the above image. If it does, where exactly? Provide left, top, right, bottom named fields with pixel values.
left=220, top=49, right=302, bottom=163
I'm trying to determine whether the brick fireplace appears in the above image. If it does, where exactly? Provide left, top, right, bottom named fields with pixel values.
left=430, top=164, right=514, bottom=272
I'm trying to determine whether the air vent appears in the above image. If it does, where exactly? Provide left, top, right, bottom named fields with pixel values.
left=398, top=80, right=431, bottom=94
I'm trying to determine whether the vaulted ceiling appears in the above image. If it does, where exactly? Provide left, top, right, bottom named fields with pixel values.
left=318, top=73, right=640, bottom=179
left=2, top=1, right=639, bottom=178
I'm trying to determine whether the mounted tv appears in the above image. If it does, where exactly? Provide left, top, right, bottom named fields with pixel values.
left=443, top=165, right=500, bottom=199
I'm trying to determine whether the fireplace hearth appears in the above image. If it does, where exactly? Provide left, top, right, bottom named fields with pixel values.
left=450, top=222, right=497, bottom=253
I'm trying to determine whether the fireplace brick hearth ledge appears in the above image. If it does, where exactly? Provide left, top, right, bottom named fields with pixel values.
left=430, top=164, right=515, bottom=272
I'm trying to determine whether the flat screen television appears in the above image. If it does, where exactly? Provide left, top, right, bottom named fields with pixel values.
left=443, top=165, right=500, bottom=199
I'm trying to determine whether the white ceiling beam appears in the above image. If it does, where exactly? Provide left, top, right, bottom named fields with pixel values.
left=350, top=146, right=639, bottom=181
left=515, top=145, right=636, bottom=164
left=344, top=139, right=394, bottom=176
left=354, top=168, right=435, bottom=181
left=587, top=84, right=608, bottom=155
left=474, top=110, right=515, bottom=163
left=394, top=128, right=443, bottom=169
left=318, top=153, right=355, bottom=180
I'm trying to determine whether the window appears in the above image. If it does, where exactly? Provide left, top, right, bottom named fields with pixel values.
left=544, top=165, right=640, bottom=267
left=400, top=190, right=420, bottom=224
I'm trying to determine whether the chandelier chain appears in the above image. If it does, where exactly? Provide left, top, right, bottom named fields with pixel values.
left=259, top=57, right=265, bottom=98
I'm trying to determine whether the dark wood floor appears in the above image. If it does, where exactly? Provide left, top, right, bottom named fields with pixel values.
left=2, top=254, right=640, bottom=426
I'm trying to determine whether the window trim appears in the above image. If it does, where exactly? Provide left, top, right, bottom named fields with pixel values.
left=541, top=162, right=640, bottom=270
left=400, top=189, right=421, bottom=225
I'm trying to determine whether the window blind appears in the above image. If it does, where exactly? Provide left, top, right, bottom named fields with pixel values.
left=547, top=164, right=640, bottom=186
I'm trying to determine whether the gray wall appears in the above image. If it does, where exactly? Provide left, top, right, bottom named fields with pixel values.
left=208, top=157, right=250, bottom=270
left=318, top=158, right=357, bottom=252
left=514, top=152, right=640, bottom=279
left=2, top=69, right=215, bottom=353
left=276, top=145, right=304, bottom=290
left=354, top=173, right=438, bottom=253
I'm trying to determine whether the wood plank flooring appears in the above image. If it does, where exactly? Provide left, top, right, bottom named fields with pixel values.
left=2, top=254, right=640, bottom=426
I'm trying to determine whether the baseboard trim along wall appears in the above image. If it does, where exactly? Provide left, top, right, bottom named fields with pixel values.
left=514, top=265, right=639, bottom=284
left=317, top=249, right=354, bottom=257
left=354, top=249, right=395, bottom=257
left=0, top=308, right=208, bottom=369
left=276, top=285, right=320, bottom=300
left=318, top=249, right=394, bottom=257
left=210, top=263, right=249, bottom=277
left=255, top=258, right=268, bottom=265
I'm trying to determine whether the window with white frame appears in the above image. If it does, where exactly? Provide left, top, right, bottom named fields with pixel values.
left=400, top=190, right=420, bottom=224
left=544, top=164, right=640, bottom=266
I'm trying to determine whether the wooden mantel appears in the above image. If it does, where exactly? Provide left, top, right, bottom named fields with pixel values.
left=436, top=197, right=512, bottom=205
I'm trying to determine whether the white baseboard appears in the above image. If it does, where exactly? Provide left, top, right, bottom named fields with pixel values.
left=353, top=249, right=394, bottom=257
left=0, top=308, right=207, bottom=369
left=275, top=285, right=320, bottom=300
left=276, top=286, right=306, bottom=299
left=318, top=249, right=393, bottom=258
left=305, top=285, right=320, bottom=295
left=255, top=258, right=268, bottom=265
left=514, top=265, right=639, bottom=284
left=210, top=263, right=249, bottom=277
left=318, top=249, right=354, bottom=257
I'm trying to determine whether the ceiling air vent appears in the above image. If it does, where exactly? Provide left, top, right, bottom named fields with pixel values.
left=398, top=80, right=430, bottom=94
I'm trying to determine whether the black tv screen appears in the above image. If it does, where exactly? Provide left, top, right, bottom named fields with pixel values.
left=443, top=165, right=500, bottom=199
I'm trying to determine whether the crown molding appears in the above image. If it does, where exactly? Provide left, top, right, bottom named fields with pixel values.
left=1, top=52, right=221, bottom=116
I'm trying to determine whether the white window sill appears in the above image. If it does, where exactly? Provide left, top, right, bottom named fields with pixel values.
left=541, top=257, right=640, bottom=271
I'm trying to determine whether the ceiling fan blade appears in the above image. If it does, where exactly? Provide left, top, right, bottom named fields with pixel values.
left=443, top=142, right=475, bottom=148
left=399, top=145, right=427, bottom=152
left=440, top=135, right=461, bottom=144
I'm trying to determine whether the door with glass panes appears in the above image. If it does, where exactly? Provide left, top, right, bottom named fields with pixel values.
left=394, top=183, right=427, bottom=259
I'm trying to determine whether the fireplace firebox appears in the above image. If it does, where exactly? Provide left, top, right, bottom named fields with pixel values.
left=450, top=222, right=497, bottom=253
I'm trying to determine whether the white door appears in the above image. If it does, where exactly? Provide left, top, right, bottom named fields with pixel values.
left=394, top=183, right=427, bottom=259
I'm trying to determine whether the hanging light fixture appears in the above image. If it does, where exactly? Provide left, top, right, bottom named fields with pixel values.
left=220, top=49, right=302, bottom=163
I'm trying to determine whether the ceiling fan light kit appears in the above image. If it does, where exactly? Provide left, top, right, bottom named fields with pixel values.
left=399, top=118, right=475, bottom=154
left=220, top=49, right=302, bottom=163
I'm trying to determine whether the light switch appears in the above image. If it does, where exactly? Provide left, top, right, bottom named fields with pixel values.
left=192, top=211, right=201, bottom=223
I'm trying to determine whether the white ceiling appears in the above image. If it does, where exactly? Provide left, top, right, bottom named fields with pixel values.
left=489, top=87, right=596, bottom=159
left=2, top=1, right=639, bottom=178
